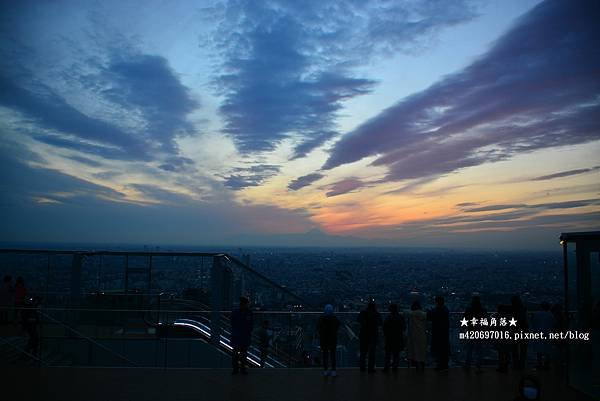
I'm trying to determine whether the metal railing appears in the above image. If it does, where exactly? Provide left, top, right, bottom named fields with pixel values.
left=0, top=305, right=570, bottom=370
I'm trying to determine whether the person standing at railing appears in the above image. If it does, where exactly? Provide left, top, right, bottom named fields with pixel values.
left=14, top=276, right=27, bottom=323
left=0, top=275, right=14, bottom=325
left=406, top=301, right=427, bottom=371
left=428, top=296, right=450, bottom=371
left=383, top=303, right=406, bottom=372
left=511, top=295, right=529, bottom=369
left=317, top=304, right=340, bottom=377
left=358, top=300, right=382, bottom=373
left=530, top=302, right=555, bottom=370
left=258, top=320, right=273, bottom=368
left=231, top=296, right=253, bottom=374
left=21, top=296, right=40, bottom=357
left=463, top=295, right=487, bottom=373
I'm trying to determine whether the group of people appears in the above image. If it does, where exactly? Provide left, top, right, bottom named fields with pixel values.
left=226, top=293, right=567, bottom=377
left=316, top=297, right=451, bottom=377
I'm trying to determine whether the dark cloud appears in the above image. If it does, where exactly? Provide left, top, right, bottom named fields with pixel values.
left=324, top=1, right=600, bottom=182
left=100, top=54, right=199, bottom=158
left=0, top=75, right=147, bottom=160
left=326, top=178, right=366, bottom=197
left=287, top=173, right=324, bottom=191
left=463, top=199, right=600, bottom=213
left=213, top=0, right=478, bottom=156
left=0, top=141, right=125, bottom=207
left=464, top=204, right=526, bottom=213
left=1, top=44, right=199, bottom=169
left=456, top=202, right=480, bottom=208
left=531, top=166, right=600, bottom=181
left=221, top=164, right=280, bottom=190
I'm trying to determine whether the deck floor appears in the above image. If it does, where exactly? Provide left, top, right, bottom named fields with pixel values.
left=4, top=366, right=591, bottom=401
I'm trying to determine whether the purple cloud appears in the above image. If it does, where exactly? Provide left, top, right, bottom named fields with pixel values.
left=326, top=178, right=366, bottom=197
left=212, top=0, right=479, bottom=156
left=323, top=1, right=600, bottom=182
left=531, top=166, right=600, bottom=181
left=288, top=173, right=324, bottom=191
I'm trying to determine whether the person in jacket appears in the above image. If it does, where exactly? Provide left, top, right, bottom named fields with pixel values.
left=231, top=296, right=253, bottom=374
left=317, top=304, right=340, bottom=377
left=358, top=300, right=382, bottom=373
left=383, top=303, right=406, bottom=372
left=428, top=296, right=450, bottom=370
left=257, top=319, right=273, bottom=368
left=406, top=300, right=427, bottom=371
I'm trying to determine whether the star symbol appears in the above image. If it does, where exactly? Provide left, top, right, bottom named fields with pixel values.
left=460, top=317, right=468, bottom=327
left=509, top=317, right=517, bottom=327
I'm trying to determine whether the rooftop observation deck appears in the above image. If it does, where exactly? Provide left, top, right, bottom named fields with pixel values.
left=5, top=366, right=590, bottom=401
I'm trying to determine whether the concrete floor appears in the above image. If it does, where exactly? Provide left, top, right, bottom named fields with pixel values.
left=3, top=367, right=591, bottom=401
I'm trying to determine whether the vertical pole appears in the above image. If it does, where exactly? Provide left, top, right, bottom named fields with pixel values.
left=563, top=241, right=570, bottom=386
left=45, top=255, right=50, bottom=301
left=148, top=255, right=153, bottom=292
left=124, top=255, right=129, bottom=294
left=288, top=313, right=292, bottom=368
left=562, top=241, right=569, bottom=326
left=210, top=256, right=223, bottom=347
left=69, top=253, right=83, bottom=337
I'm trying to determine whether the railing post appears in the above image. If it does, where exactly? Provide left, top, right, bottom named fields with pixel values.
left=210, top=256, right=223, bottom=347
left=288, top=312, right=292, bottom=368
left=68, top=253, right=83, bottom=337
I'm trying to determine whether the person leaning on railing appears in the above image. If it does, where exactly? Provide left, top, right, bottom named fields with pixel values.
left=231, top=296, right=253, bottom=375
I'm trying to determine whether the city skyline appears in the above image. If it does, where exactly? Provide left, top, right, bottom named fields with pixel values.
left=1, top=0, right=599, bottom=250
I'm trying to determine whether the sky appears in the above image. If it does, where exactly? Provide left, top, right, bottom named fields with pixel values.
left=0, top=0, right=599, bottom=250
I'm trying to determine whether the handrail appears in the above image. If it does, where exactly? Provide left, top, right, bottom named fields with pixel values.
left=0, top=306, right=578, bottom=315
left=224, top=254, right=309, bottom=305
left=0, top=336, right=48, bottom=366
left=0, top=248, right=225, bottom=257
left=40, top=310, right=138, bottom=367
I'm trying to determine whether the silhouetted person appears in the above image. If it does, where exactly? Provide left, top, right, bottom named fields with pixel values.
left=14, top=276, right=27, bottom=323
left=428, top=296, right=450, bottom=370
left=496, top=304, right=512, bottom=372
left=0, top=275, right=14, bottom=324
left=21, top=296, right=40, bottom=357
left=231, top=296, right=253, bottom=374
left=511, top=295, right=528, bottom=369
left=317, top=304, right=340, bottom=377
left=406, top=301, right=427, bottom=371
left=513, top=374, right=541, bottom=401
left=464, top=295, right=487, bottom=372
left=531, top=302, right=555, bottom=370
left=383, top=303, right=405, bottom=372
left=358, top=300, right=382, bottom=373
left=257, top=320, right=272, bottom=368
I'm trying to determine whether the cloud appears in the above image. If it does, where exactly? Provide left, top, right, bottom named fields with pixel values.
left=325, top=178, right=366, bottom=197
left=221, top=164, right=280, bottom=190
left=0, top=144, right=313, bottom=243
left=531, top=166, right=600, bottom=181
left=324, top=1, right=600, bottom=182
left=463, top=198, right=600, bottom=213
left=456, top=202, right=480, bottom=208
left=212, top=0, right=478, bottom=156
left=0, top=75, right=147, bottom=160
left=99, top=54, right=199, bottom=158
left=288, top=173, right=324, bottom=191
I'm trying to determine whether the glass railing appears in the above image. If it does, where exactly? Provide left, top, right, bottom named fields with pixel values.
left=0, top=305, right=570, bottom=369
